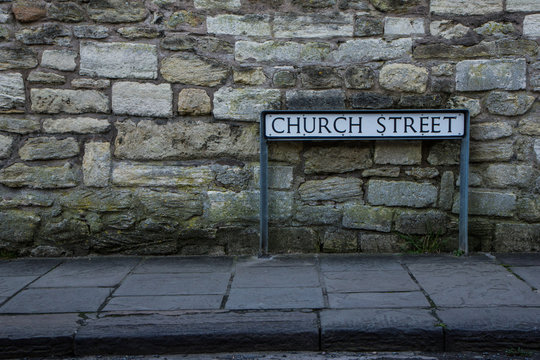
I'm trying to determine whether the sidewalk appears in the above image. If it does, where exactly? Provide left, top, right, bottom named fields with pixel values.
left=0, top=253, right=539, bottom=358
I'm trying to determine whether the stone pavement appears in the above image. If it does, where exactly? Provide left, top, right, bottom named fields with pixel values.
left=0, top=253, right=539, bottom=358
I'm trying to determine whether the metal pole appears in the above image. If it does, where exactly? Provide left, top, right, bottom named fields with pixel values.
left=259, top=119, right=269, bottom=258
left=458, top=111, right=470, bottom=255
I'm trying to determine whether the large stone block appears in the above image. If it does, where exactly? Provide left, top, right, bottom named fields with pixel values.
left=331, top=38, right=412, bottom=63
left=274, top=14, right=353, bottom=38
left=0, top=116, right=40, bottom=134
left=0, top=134, right=12, bottom=159
left=485, top=164, right=535, bottom=188
left=470, top=122, right=512, bottom=140
left=374, top=141, right=421, bottom=165
left=213, top=87, right=280, bottom=121
left=83, top=142, right=110, bottom=188
left=178, top=89, right=211, bottom=115
left=295, top=204, right=342, bottom=225
left=323, top=228, right=357, bottom=253
left=0, top=210, right=40, bottom=249
left=0, top=47, right=38, bottom=70
left=455, top=59, right=526, bottom=91
left=15, top=24, right=71, bottom=45
left=470, top=140, right=514, bottom=162
left=452, top=189, right=516, bottom=217
left=506, top=0, right=540, bottom=12
left=0, top=73, right=24, bottom=110
left=414, top=40, right=538, bottom=59
left=12, top=0, right=46, bottom=23
left=43, top=117, right=111, bottom=134
left=430, top=0, right=503, bottom=15
left=88, top=0, right=148, bottom=23
left=486, top=91, right=535, bottom=116
left=494, top=224, right=540, bottom=252
left=112, top=82, right=172, bottom=118
left=304, top=145, right=372, bottom=174
left=253, top=165, right=294, bottom=190
left=58, top=189, right=132, bottom=212
left=0, top=163, right=78, bottom=189
left=523, top=14, right=540, bottom=38
left=269, top=227, right=319, bottom=253
left=27, top=71, right=66, bottom=85
left=299, top=177, right=363, bottom=202
left=207, top=15, right=271, bottom=36
left=342, top=203, right=393, bottom=232
left=359, top=233, right=403, bottom=253
left=41, top=50, right=77, bottom=71
left=286, top=89, right=345, bottom=109
left=235, top=41, right=332, bottom=63
left=194, top=0, right=241, bottom=10
left=517, top=196, right=540, bottom=223
left=136, top=189, right=203, bottom=221
left=48, top=2, right=85, bottom=22
left=161, top=34, right=233, bottom=53
left=394, top=209, right=447, bottom=235
left=300, top=66, right=342, bottom=89
left=112, top=163, right=214, bottom=187
left=447, top=96, right=481, bottom=118
left=161, top=53, right=229, bottom=87
left=384, top=17, right=424, bottom=36
left=427, top=142, right=460, bottom=165
left=344, top=66, right=374, bottom=89
left=114, top=120, right=258, bottom=160
left=73, top=25, right=109, bottom=39
left=30, top=89, right=109, bottom=114
left=439, top=171, right=454, bottom=211
left=354, top=16, right=383, bottom=37
left=367, top=180, right=438, bottom=208
left=19, top=137, right=79, bottom=160
left=80, top=41, right=158, bottom=79
left=233, top=68, right=266, bottom=85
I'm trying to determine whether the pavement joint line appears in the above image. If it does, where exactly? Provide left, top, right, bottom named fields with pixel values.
left=315, top=255, right=330, bottom=309
left=493, top=254, right=539, bottom=292
left=220, top=256, right=237, bottom=310
left=401, top=262, right=438, bottom=310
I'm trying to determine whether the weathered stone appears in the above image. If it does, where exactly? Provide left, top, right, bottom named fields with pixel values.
left=362, top=167, right=400, bottom=177
left=235, top=40, right=332, bottom=64
left=48, top=2, right=85, bottom=22
left=233, top=68, right=266, bottom=85
left=516, top=137, right=535, bottom=162
left=273, top=69, right=296, bottom=87
left=474, top=21, right=516, bottom=38
left=0, top=26, right=9, bottom=41
left=427, top=142, right=460, bottom=165
left=470, top=122, right=512, bottom=140
left=519, top=109, right=540, bottom=135
left=213, top=165, right=251, bottom=191
left=323, top=229, right=357, bottom=253
left=359, top=233, right=403, bottom=253
left=456, top=59, right=526, bottom=91
left=269, top=142, right=302, bottom=163
left=58, top=189, right=132, bottom=212
left=414, top=40, right=538, bottom=60
left=431, top=79, right=456, bottom=94
left=452, top=189, right=516, bottom=217
left=486, top=91, right=535, bottom=116
left=405, top=167, right=439, bottom=179
left=19, top=137, right=79, bottom=161
left=112, top=163, right=213, bottom=188
left=485, top=164, right=535, bottom=188
left=367, top=180, right=438, bottom=208
left=354, top=16, right=383, bottom=37
left=338, top=0, right=370, bottom=9
left=470, top=140, right=514, bottom=162
left=73, top=25, right=108, bottom=39
left=15, top=23, right=71, bottom=45
left=447, top=96, right=481, bottom=117
left=0, top=162, right=78, bottom=189
left=112, top=82, right=172, bottom=118
left=374, top=141, right=422, bottom=165
left=0, top=210, right=40, bottom=249
left=304, top=145, right=372, bottom=174
left=398, top=94, right=445, bottom=108
left=0, top=116, right=40, bottom=134
left=27, top=71, right=66, bottom=85
left=80, top=42, right=158, bottom=80
left=286, top=89, right=345, bottom=109
left=292, top=0, right=336, bottom=7
left=295, top=205, right=341, bottom=225
left=0, top=47, right=37, bottom=70
left=0, top=73, right=24, bottom=110
left=88, top=0, right=148, bottom=23
left=350, top=92, right=395, bottom=109
left=43, top=117, right=110, bottom=134
left=0, top=134, right=12, bottom=159
left=507, top=0, right=540, bottom=12
left=517, top=196, right=540, bottom=222
left=0, top=191, right=54, bottom=208
left=81, top=142, right=110, bottom=188
left=207, top=190, right=293, bottom=223
left=439, top=171, right=454, bottom=211
left=71, top=78, right=110, bottom=90
left=342, top=203, right=393, bottom=232
left=430, top=20, right=469, bottom=39
left=161, top=34, right=233, bottom=53
left=253, top=165, right=294, bottom=190
left=214, top=87, right=280, bottom=121
left=269, top=227, right=319, bottom=253
left=92, top=230, right=177, bottom=255
left=343, top=66, right=374, bottom=89
left=299, top=177, right=363, bottom=202
left=114, top=120, right=258, bottom=160
left=379, top=64, right=428, bottom=93
left=432, top=63, right=453, bottom=77
left=41, top=50, right=77, bottom=72
left=207, top=15, right=271, bottom=36
left=117, top=26, right=160, bottom=39
left=274, top=14, right=353, bottom=38
left=395, top=209, right=447, bottom=235
left=137, top=189, right=202, bottom=221
left=30, top=89, right=109, bottom=114
left=384, top=17, right=424, bottom=36
left=167, top=11, right=205, bottom=28
left=194, top=0, right=241, bottom=10
left=12, top=0, right=46, bottom=23
left=331, top=38, right=412, bottom=63
left=495, top=224, right=540, bottom=252
left=535, top=139, right=540, bottom=163
left=301, top=66, right=342, bottom=89
left=431, top=0, right=502, bottom=15
left=161, top=53, right=228, bottom=86
left=178, top=88, right=211, bottom=115
left=370, top=0, right=419, bottom=12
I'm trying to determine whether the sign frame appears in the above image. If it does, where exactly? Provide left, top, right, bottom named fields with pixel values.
left=259, top=109, right=470, bottom=257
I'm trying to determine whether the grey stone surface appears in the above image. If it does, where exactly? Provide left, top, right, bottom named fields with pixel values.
left=430, top=0, right=502, bottom=15
left=15, top=24, right=71, bottom=45
left=323, top=228, right=357, bottom=253
left=0, top=73, right=24, bottom=110
left=350, top=92, right=395, bottom=109
left=470, top=140, right=514, bottom=162
left=439, top=171, right=454, bottom=211
left=48, top=2, right=85, bottom=22
left=486, top=91, right=535, bottom=116
left=452, top=189, right=516, bottom=217
left=0, top=259, right=60, bottom=276
left=43, top=117, right=110, bottom=134
left=342, top=204, right=393, bottom=232
left=506, top=0, right=540, bottom=11
left=194, top=0, right=241, bottom=10
left=427, top=142, right=460, bottom=165
left=117, top=26, right=160, bottom=39
left=0, top=163, right=78, bottom=189
left=286, top=89, right=345, bottom=109
left=27, top=71, right=66, bottom=85
left=344, top=66, right=374, bottom=89
left=233, top=266, right=319, bottom=288
left=374, top=141, right=421, bottom=165
left=430, top=20, right=469, bottom=39
left=103, top=295, right=223, bottom=311
left=135, top=257, right=233, bottom=273
left=384, top=17, right=424, bottom=36
left=470, top=122, right=512, bottom=140
left=354, top=16, right=383, bottom=37
left=214, top=87, right=280, bottom=121
left=226, top=287, right=324, bottom=310
left=87, top=0, right=148, bottom=23
left=394, top=209, right=447, bottom=235
left=511, top=266, right=540, bottom=289
left=295, top=204, right=342, bottom=225
left=274, top=14, right=353, bottom=38
left=324, top=270, right=419, bottom=292
left=161, top=53, right=229, bottom=87
left=0, top=276, right=36, bottom=297
left=362, top=167, right=400, bottom=177
left=448, top=96, right=481, bottom=117
left=321, top=308, right=443, bottom=351
left=236, top=256, right=317, bottom=268
left=0, top=116, right=40, bottom=134
left=73, top=25, right=109, bottom=39
left=359, top=233, right=404, bottom=253
left=494, top=223, right=540, bottom=252
left=0, top=133, right=12, bottom=159
left=41, top=50, right=77, bottom=71
left=80, top=41, right=157, bottom=79
left=115, top=273, right=230, bottom=296
left=328, top=291, right=429, bottom=309
left=300, top=66, right=342, bottom=89
left=496, top=253, right=540, bottom=266
left=235, top=40, right=332, bottom=63
left=0, top=287, right=112, bottom=313
left=485, top=164, right=535, bottom=188
left=320, top=255, right=404, bottom=271
left=71, top=78, right=110, bottom=89
left=178, top=88, right=212, bottom=115
left=299, top=177, right=363, bottom=202
left=112, top=163, right=213, bottom=187
left=112, top=82, right=172, bottom=117
left=0, top=47, right=38, bottom=70
left=455, top=59, right=526, bottom=91
left=30, top=89, right=109, bottom=114
left=331, top=38, right=412, bottom=63
left=252, top=165, right=294, bottom=189
left=523, top=14, right=540, bottom=38
left=367, top=180, right=438, bottom=208
left=207, top=14, right=271, bottom=36
left=19, top=137, right=79, bottom=160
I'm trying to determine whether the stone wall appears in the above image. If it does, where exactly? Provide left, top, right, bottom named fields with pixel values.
left=0, top=0, right=538, bottom=256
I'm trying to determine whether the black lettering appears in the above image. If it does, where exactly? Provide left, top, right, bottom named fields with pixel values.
left=287, top=117, right=300, bottom=134
left=431, top=117, right=441, bottom=133
left=349, top=116, right=362, bottom=134
left=271, top=117, right=285, bottom=133
left=319, top=117, right=330, bottom=134
left=389, top=116, right=401, bottom=133
left=303, top=117, right=316, bottom=133
left=377, top=116, right=386, bottom=134
left=444, top=116, right=456, bottom=133
left=420, top=116, right=429, bottom=133
left=404, top=117, right=417, bottom=133
left=333, top=117, right=347, bottom=133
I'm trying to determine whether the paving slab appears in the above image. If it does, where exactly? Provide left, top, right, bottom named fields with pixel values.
left=328, top=291, right=430, bottom=309
left=0, top=287, right=112, bottom=314
left=30, top=257, right=140, bottom=288
left=0, top=276, right=36, bottom=297
left=320, top=255, right=404, bottom=272
left=75, top=311, right=319, bottom=355
left=438, top=307, right=540, bottom=351
left=237, top=255, right=317, bottom=268
left=226, top=287, right=324, bottom=309
left=495, top=253, right=540, bottom=266
left=0, top=313, right=81, bottom=358
left=510, top=266, right=540, bottom=289
left=232, top=266, right=319, bottom=288
left=324, top=270, right=419, bottom=292
left=321, top=308, right=443, bottom=351
left=0, top=258, right=61, bottom=276
left=114, top=272, right=231, bottom=296
left=103, top=295, right=223, bottom=311
left=400, top=254, right=493, bottom=265
left=135, top=256, right=233, bottom=273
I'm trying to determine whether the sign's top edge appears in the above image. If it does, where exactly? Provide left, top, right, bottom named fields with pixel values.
left=261, top=109, right=469, bottom=115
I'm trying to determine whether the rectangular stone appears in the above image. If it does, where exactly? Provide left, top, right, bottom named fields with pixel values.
left=495, top=223, right=540, bottom=252
left=507, top=0, right=540, bottom=11
left=328, top=291, right=429, bottom=309
left=0, top=116, right=40, bottom=134
left=456, top=59, right=526, bottom=91
left=194, top=0, right=241, bottom=10
left=115, top=273, right=230, bottom=296
left=374, top=141, right=422, bottom=165
left=207, top=14, right=271, bottom=36
left=485, top=164, right=535, bottom=188
left=112, top=82, right=172, bottom=117
left=324, top=270, right=419, bottom=292
left=342, top=203, right=393, bottom=232
left=226, top=287, right=324, bottom=310
left=83, top=142, right=111, bottom=187
left=235, top=40, right=332, bottom=63
left=43, top=117, right=111, bottom=134
left=213, top=87, right=280, bottom=122
left=524, top=14, right=540, bottom=38
left=253, top=165, right=294, bottom=189
left=80, top=41, right=158, bottom=79
left=431, top=0, right=503, bottom=15
left=0, top=133, right=12, bottom=159
left=274, top=14, right=354, bottom=38
left=299, top=177, right=362, bottom=202
left=0, top=163, right=78, bottom=189
left=470, top=140, right=514, bottom=162
left=233, top=266, right=319, bottom=288
left=0, top=276, right=36, bottom=297
left=103, top=295, right=223, bottom=311
left=19, top=137, right=79, bottom=160
left=367, top=180, right=438, bottom=208
left=304, top=145, right=372, bottom=174
left=112, top=163, right=213, bottom=187
left=30, top=89, right=109, bottom=114
left=0, top=73, right=24, bottom=110
left=41, top=49, right=77, bottom=71
left=295, top=204, right=341, bottom=225
left=452, top=189, right=516, bottom=217
left=330, top=38, right=412, bottom=63
left=384, top=17, right=425, bottom=36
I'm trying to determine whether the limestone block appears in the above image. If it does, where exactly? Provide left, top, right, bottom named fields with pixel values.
left=194, top=0, right=241, bottom=10
left=524, top=14, right=540, bottom=38
left=233, top=68, right=266, bottom=85
left=27, top=71, right=66, bottom=85
left=0, top=116, right=40, bottom=134
left=0, top=47, right=37, bottom=70
left=485, top=164, right=535, bottom=188
left=430, top=0, right=503, bottom=15
left=299, top=177, right=363, bottom=202
left=452, top=189, right=516, bottom=217
left=395, top=209, right=448, bottom=235
left=235, top=40, right=332, bottom=63
left=161, top=53, right=229, bottom=86
left=0, top=162, right=78, bottom=189
left=213, top=87, right=280, bottom=121
left=30, top=89, right=109, bottom=114
left=430, top=20, right=469, bottom=39
left=367, top=180, right=438, bottom=208
left=323, top=229, right=357, bottom=253
left=41, top=50, right=77, bottom=71
left=274, top=14, right=354, bottom=38
left=470, top=140, right=514, bottom=162
left=486, top=91, right=535, bottom=116
left=207, top=15, right=271, bottom=36
left=534, top=139, right=540, bottom=163
left=494, top=224, right=540, bottom=252
left=112, top=82, right=172, bottom=118
left=73, top=25, right=109, bottom=39
left=470, top=122, right=513, bottom=140
left=354, top=16, right=383, bottom=37
left=0, top=134, right=12, bottom=159
left=83, top=142, right=111, bottom=187
left=19, top=137, right=79, bottom=160
left=405, top=168, right=439, bottom=179
left=295, top=205, right=342, bottom=225
left=177, top=88, right=211, bottom=115
left=0, top=73, right=24, bottom=110
left=379, top=63, right=428, bottom=93
left=384, top=17, right=425, bottom=36
left=374, top=141, right=422, bottom=165
left=286, top=89, right=345, bottom=109
left=455, top=59, right=526, bottom=91
left=331, top=38, right=412, bottom=63
left=43, top=117, right=111, bottom=134
left=342, top=203, right=393, bottom=232
left=506, top=0, right=540, bottom=12
left=87, top=0, right=148, bottom=23
left=112, top=163, right=214, bottom=187
left=304, top=145, right=372, bottom=174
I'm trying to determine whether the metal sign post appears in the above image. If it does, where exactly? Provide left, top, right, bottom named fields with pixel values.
left=259, top=109, right=470, bottom=257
